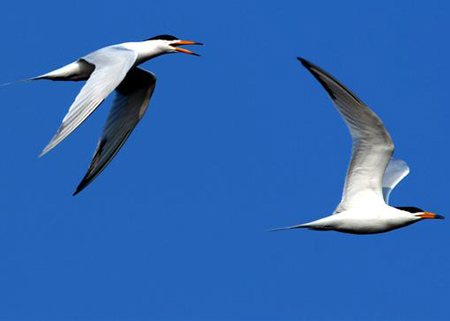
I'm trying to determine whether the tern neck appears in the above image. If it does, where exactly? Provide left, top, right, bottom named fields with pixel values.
left=120, top=41, right=168, bottom=65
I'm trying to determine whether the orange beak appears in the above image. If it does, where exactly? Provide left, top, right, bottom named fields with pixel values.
left=171, top=40, right=203, bottom=56
left=419, top=212, right=445, bottom=219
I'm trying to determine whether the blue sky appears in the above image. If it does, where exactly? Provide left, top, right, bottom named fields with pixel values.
left=0, top=0, right=449, bottom=319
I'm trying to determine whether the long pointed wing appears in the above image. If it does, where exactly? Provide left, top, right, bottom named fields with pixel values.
left=73, top=68, right=156, bottom=195
left=40, top=46, right=137, bottom=156
left=382, top=158, right=410, bottom=204
left=298, top=58, right=394, bottom=213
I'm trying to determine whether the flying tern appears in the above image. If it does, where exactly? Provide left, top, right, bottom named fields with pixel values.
left=30, top=35, right=202, bottom=195
left=273, top=57, right=443, bottom=234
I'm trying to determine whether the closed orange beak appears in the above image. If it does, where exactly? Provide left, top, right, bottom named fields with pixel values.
left=419, top=212, right=445, bottom=219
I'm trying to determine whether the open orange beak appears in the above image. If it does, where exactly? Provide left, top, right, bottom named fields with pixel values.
left=419, top=212, right=445, bottom=219
left=171, top=40, right=203, bottom=56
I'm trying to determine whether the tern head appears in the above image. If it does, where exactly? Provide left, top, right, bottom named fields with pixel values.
left=396, top=206, right=444, bottom=220
left=145, top=35, right=203, bottom=56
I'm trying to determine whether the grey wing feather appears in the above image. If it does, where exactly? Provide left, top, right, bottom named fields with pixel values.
left=298, top=58, right=394, bottom=213
left=40, top=46, right=137, bottom=156
left=382, top=158, right=410, bottom=204
left=73, top=68, right=156, bottom=195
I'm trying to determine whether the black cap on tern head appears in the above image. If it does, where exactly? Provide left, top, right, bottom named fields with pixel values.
left=146, top=35, right=179, bottom=41
left=395, top=206, right=425, bottom=213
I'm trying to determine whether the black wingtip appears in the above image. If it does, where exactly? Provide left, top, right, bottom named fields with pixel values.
left=72, top=187, right=82, bottom=196
left=297, top=56, right=337, bottom=100
left=296, top=56, right=364, bottom=105
left=297, top=57, right=313, bottom=69
left=297, top=56, right=320, bottom=75
left=73, top=180, right=87, bottom=196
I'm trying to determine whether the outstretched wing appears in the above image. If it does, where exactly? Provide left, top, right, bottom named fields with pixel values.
left=298, top=58, right=394, bottom=213
left=382, top=158, right=410, bottom=204
left=40, top=46, right=137, bottom=156
left=73, top=68, right=156, bottom=195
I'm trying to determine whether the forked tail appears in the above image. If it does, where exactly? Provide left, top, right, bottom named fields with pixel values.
left=267, top=224, right=308, bottom=232
left=0, top=77, right=42, bottom=88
